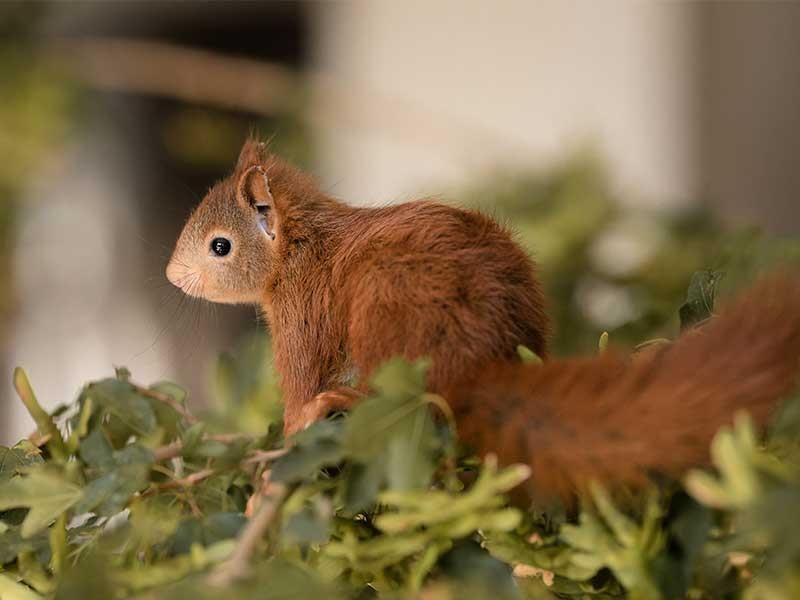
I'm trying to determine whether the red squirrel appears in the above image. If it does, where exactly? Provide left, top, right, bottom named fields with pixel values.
left=167, top=137, right=800, bottom=502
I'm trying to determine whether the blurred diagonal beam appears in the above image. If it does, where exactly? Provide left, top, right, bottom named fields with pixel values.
left=48, top=37, right=529, bottom=160
left=49, top=37, right=297, bottom=115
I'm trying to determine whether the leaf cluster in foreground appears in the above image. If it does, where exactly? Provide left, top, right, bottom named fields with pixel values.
left=1, top=272, right=800, bottom=598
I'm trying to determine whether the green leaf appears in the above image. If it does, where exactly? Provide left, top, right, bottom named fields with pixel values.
left=598, top=331, right=609, bottom=353
left=341, top=459, right=385, bottom=515
left=282, top=506, right=330, bottom=545
left=114, top=366, right=132, bottom=382
left=81, top=379, right=158, bottom=442
left=77, top=428, right=115, bottom=471
left=560, top=485, right=666, bottom=597
left=76, top=444, right=153, bottom=516
left=18, top=550, right=53, bottom=594
left=408, top=539, right=453, bottom=591
left=0, top=524, right=50, bottom=565
left=384, top=405, right=438, bottom=491
left=169, top=512, right=246, bottom=555
left=65, top=397, right=95, bottom=454
left=0, top=442, right=43, bottom=483
left=272, top=420, right=345, bottom=483
left=375, top=462, right=528, bottom=534
left=0, top=468, right=82, bottom=538
left=126, top=499, right=182, bottom=554
left=77, top=468, right=147, bottom=516
left=150, top=381, right=187, bottom=406
left=483, top=531, right=596, bottom=581
left=438, top=540, right=520, bottom=600
left=653, top=492, right=712, bottom=598
left=0, top=573, right=43, bottom=600
left=182, top=434, right=251, bottom=467
left=114, top=540, right=235, bottom=591
left=247, top=558, right=340, bottom=600
left=678, top=269, right=723, bottom=331
left=369, top=357, right=429, bottom=399
left=180, top=422, right=206, bottom=455
left=53, top=551, right=115, bottom=600
left=346, top=361, right=430, bottom=434
left=339, top=360, right=442, bottom=507
left=517, top=344, right=543, bottom=365
left=147, top=381, right=187, bottom=438
left=685, top=413, right=778, bottom=510
left=768, top=391, right=800, bottom=463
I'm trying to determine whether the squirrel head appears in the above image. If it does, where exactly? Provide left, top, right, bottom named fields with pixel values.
left=166, top=138, right=282, bottom=304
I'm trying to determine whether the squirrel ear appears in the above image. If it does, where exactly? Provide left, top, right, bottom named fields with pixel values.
left=236, top=137, right=266, bottom=169
left=237, top=165, right=278, bottom=240
left=238, top=165, right=273, bottom=207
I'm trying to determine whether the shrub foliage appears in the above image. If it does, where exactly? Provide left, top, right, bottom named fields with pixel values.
left=1, top=273, right=800, bottom=600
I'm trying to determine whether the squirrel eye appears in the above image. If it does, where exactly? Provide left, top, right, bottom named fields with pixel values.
left=210, top=237, right=232, bottom=257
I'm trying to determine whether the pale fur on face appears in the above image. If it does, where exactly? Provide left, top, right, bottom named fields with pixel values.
left=166, top=167, right=275, bottom=305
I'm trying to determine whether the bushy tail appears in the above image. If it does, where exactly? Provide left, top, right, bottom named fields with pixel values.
left=447, top=274, right=800, bottom=502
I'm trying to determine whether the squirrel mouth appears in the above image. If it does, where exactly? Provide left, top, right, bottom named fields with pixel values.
left=166, top=262, right=204, bottom=298
left=174, top=274, right=205, bottom=298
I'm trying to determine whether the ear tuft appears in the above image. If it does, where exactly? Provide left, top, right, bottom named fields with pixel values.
left=236, top=136, right=266, bottom=169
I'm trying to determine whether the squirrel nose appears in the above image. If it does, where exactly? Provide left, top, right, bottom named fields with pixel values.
left=165, top=260, right=183, bottom=287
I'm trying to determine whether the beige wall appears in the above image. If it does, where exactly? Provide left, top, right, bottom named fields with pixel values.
left=313, top=1, right=800, bottom=235
left=313, top=0, right=701, bottom=211
left=698, top=2, right=800, bottom=234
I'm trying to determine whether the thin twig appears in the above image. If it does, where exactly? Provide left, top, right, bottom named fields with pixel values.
left=156, top=468, right=215, bottom=490
left=28, top=431, right=51, bottom=448
left=207, top=475, right=288, bottom=586
left=208, top=432, right=262, bottom=443
left=150, top=433, right=277, bottom=464
left=133, top=385, right=198, bottom=424
left=241, top=448, right=288, bottom=465
left=152, top=441, right=183, bottom=462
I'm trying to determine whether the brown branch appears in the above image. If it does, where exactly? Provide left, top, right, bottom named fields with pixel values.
left=151, top=440, right=286, bottom=468
left=149, top=446, right=286, bottom=499
left=152, top=440, right=183, bottom=462
left=241, top=448, right=288, bottom=466
left=156, top=467, right=215, bottom=490
left=27, top=431, right=51, bottom=448
left=207, top=475, right=288, bottom=586
left=208, top=432, right=262, bottom=443
left=133, top=384, right=198, bottom=424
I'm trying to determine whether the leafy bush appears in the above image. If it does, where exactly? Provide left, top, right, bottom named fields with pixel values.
left=2, top=271, right=800, bottom=600
left=459, top=157, right=800, bottom=355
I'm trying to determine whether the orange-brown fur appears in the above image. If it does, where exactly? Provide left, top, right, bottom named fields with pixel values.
left=168, top=138, right=800, bottom=503
left=449, top=275, right=800, bottom=501
left=167, top=138, right=548, bottom=435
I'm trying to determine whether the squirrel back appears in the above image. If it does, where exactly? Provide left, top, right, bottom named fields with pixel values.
left=447, top=275, right=800, bottom=502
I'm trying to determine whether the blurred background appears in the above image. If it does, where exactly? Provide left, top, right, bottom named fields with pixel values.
left=2, top=1, right=800, bottom=443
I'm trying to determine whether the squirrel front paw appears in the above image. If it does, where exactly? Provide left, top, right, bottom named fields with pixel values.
left=284, top=387, right=364, bottom=438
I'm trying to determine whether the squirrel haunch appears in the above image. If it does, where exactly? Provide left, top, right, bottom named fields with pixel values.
left=168, top=137, right=800, bottom=503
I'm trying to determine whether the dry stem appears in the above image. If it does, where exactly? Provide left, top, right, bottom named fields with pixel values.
left=207, top=474, right=288, bottom=586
